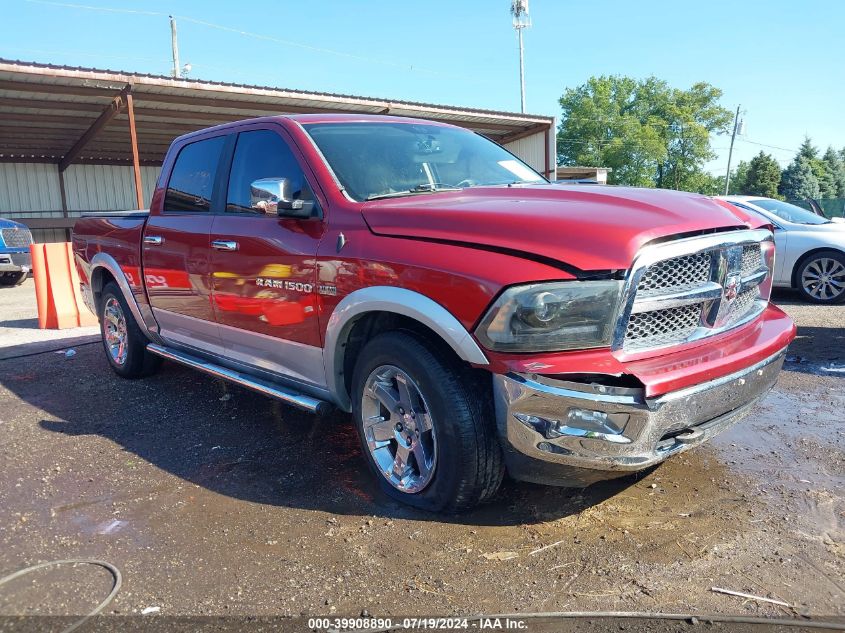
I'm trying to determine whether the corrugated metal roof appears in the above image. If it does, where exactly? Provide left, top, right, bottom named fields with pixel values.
left=0, top=58, right=553, bottom=165
left=0, top=58, right=550, bottom=121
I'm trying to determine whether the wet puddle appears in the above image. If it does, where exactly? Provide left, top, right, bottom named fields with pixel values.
left=711, top=388, right=845, bottom=492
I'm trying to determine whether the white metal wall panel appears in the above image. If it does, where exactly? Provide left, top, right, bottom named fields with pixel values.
left=504, top=132, right=546, bottom=174
left=31, top=228, right=69, bottom=243
left=0, top=163, right=62, bottom=212
left=63, top=164, right=159, bottom=211
left=0, top=163, right=159, bottom=213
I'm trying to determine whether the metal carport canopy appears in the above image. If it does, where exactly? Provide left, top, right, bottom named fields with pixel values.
left=0, top=59, right=555, bottom=205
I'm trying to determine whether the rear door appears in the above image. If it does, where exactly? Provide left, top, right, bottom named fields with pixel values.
left=209, top=125, right=327, bottom=387
left=142, top=133, right=228, bottom=353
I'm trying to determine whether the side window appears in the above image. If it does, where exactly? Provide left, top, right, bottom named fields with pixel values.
left=163, top=136, right=226, bottom=213
left=226, top=129, right=313, bottom=213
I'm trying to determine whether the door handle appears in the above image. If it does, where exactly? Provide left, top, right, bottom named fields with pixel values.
left=211, top=240, right=239, bottom=251
left=144, top=235, right=164, bottom=245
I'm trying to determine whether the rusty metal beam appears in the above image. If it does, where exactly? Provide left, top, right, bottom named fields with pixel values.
left=497, top=122, right=551, bottom=145
left=125, top=92, right=145, bottom=209
left=59, top=85, right=130, bottom=172
left=0, top=96, right=107, bottom=112
left=57, top=169, right=68, bottom=217
left=0, top=79, right=118, bottom=97
left=0, top=152, right=163, bottom=167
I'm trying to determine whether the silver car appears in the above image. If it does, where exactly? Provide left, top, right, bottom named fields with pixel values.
left=719, top=196, right=845, bottom=304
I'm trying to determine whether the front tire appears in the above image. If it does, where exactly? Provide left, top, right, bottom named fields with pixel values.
left=0, top=271, right=27, bottom=287
left=796, top=250, right=845, bottom=304
left=99, top=282, right=161, bottom=378
left=351, top=331, right=504, bottom=512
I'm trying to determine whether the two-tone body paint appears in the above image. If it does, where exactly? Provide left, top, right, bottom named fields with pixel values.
left=73, top=113, right=795, bottom=406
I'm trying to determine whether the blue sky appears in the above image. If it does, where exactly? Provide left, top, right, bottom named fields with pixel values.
left=2, top=0, right=844, bottom=174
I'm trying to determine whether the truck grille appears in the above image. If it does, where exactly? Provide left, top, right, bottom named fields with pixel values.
left=637, top=252, right=710, bottom=294
left=1, top=227, right=32, bottom=248
left=616, top=232, right=771, bottom=353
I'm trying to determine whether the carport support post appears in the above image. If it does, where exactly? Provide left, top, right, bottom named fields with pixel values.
left=125, top=92, right=145, bottom=210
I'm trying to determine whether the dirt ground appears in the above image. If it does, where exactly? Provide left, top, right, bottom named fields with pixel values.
left=0, top=285, right=842, bottom=626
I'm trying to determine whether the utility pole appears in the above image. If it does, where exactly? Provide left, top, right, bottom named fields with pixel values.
left=169, top=15, right=181, bottom=79
left=724, top=104, right=741, bottom=195
left=511, top=1, right=531, bottom=113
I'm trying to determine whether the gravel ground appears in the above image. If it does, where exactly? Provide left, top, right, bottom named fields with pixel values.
left=0, top=285, right=842, bottom=626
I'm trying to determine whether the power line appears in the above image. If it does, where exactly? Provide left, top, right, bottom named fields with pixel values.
left=25, top=0, right=161, bottom=15
left=23, top=0, right=489, bottom=83
left=736, top=137, right=800, bottom=154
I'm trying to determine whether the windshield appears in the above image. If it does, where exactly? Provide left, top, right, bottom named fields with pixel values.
left=748, top=198, right=830, bottom=225
left=303, top=122, right=545, bottom=201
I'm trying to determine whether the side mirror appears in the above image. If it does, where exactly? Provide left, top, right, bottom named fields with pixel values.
left=249, top=178, right=315, bottom=219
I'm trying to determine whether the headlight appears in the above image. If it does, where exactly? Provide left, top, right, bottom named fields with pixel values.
left=474, top=280, right=623, bottom=352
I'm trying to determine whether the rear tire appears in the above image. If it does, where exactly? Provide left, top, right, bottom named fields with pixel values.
left=351, top=331, right=504, bottom=512
left=99, top=282, right=161, bottom=378
left=795, top=250, right=845, bottom=304
left=0, top=271, right=27, bottom=287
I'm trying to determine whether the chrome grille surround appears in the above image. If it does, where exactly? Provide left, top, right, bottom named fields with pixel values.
left=613, top=229, right=773, bottom=354
left=1, top=227, right=32, bottom=249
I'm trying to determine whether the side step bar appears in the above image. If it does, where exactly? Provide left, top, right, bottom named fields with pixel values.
left=146, top=343, right=332, bottom=416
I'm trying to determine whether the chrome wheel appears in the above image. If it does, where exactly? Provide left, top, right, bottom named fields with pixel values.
left=361, top=364, right=437, bottom=493
left=802, top=257, right=845, bottom=301
left=103, top=297, right=128, bottom=365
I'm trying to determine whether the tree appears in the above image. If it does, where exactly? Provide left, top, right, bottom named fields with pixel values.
left=797, top=136, right=820, bottom=162
left=557, top=76, right=732, bottom=191
left=797, top=136, right=836, bottom=198
left=822, top=146, right=845, bottom=198
left=779, top=156, right=820, bottom=200
left=742, top=152, right=781, bottom=198
left=728, top=160, right=750, bottom=194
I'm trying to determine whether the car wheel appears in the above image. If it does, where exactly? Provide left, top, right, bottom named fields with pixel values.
left=99, top=282, right=161, bottom=378
left=0, top=271, right=27, bottom=287
left=351, top=331, right=504, bottom=512
left=796, top=251, right=845, bottom=304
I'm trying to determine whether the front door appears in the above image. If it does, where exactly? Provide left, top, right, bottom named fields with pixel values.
left=142, top=133, right=227, bottom=353
left=209, top=127, right=327, bottom=388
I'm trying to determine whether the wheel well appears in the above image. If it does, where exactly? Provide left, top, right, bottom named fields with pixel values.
left=790, top=247, right=845, bottom=288
left=90, top=266, right=117, bottom=312
left=340, top=311, right=470, bottom=403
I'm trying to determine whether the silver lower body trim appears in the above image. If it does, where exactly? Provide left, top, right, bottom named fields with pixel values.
left=146, top=343, right=332, bottom=416
left=493, top=349, right=786, bottom=484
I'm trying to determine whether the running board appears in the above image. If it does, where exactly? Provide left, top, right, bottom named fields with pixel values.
left=146, top=343, right=332, bottom=416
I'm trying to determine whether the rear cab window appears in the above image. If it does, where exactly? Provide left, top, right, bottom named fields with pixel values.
left=164, top=136, right=227, bottom=213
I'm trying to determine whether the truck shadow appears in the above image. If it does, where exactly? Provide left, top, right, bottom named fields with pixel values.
left=3, top=347, right=640, bottom=527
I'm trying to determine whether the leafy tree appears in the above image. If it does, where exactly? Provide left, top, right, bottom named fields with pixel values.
left=683, top=171, right=724, bottom=195
left=821, top=146, right=845, bottom=197
left=779, top=156, right=820, bottom=200
left=742, top=152, right=782, bottom=198
left=727, top=160, right=750, bottom=194
left=557, top=76, right=732, bottom=191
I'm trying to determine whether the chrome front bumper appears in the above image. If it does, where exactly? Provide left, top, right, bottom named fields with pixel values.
left=0, top=251, right=31, bottom=273
left=492, top=350, right=785, bottom=486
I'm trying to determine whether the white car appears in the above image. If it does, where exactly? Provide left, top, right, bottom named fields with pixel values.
left=718, top=196, right=845, bottom=304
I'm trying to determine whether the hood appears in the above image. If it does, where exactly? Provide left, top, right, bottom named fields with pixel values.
left=362, top=184, right=756, bottom=271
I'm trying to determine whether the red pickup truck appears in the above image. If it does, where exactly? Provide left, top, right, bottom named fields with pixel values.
left=73, top=114, right=796, bottom=511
